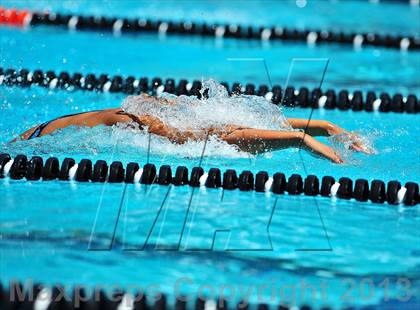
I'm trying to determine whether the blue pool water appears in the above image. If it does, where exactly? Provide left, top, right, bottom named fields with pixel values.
left=1, top=1, right=419, bottom=309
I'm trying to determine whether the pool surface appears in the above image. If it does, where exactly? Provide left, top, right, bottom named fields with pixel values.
left=1, top=1, right=419, bottom=309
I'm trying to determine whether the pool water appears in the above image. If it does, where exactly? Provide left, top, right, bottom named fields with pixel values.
left=1, top=1, right=419, bottom=309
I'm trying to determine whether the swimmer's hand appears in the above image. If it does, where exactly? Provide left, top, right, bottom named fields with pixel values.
left=326, top=124, right=375, bottom=154
left=346, top=133, right=375, bottom=154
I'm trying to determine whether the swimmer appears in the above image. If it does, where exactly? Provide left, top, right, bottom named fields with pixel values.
left=14, top=94, right=372, bottom=163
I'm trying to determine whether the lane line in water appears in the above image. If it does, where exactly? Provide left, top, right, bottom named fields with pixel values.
left=176, top=131, right=210, bottom=250
left=294, top=58, right=333, bottom=252
left=226, top=57, right=273, bottom=89
left=110, top=183, right=128, bottom=250
left=252, top=56, right=333, bottom=251
left=88, top=138, right=120, bottom=251
left=124, top=185, right=172, bottom=251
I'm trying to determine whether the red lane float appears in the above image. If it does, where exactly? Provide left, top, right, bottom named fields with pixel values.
left=0, top=7, right=31, bottom=27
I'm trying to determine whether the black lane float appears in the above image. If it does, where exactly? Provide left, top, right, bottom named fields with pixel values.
left=1, top=153, right=418, bottom=206
left=20, top=10, right=420, bottom=51
left=1, top=67, right=418, bottom=113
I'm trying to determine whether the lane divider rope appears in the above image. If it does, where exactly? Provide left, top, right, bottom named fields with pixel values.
left=1, top=7, right=419, bottom=50
left=0, top=153, right=418, bottom=206
left=375, top=0, right=419, bottom=5
left=1, top=67, right=418, bottom=114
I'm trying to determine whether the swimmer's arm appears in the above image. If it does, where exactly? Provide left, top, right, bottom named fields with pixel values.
left=286, top=118, right=344, bottom=136
left=287, top=118, right=373, bottom=154
left=222, top=129, right=343, bottom=163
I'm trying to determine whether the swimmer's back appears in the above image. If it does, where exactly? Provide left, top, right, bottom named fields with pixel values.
left=17, top=108, right=131, bottom=141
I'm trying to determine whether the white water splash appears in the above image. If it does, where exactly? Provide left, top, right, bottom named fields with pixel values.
left=112, top=79, right=294, bottom=158
left=110, top=123, right=246, bottom=158
left=327, top=129, right=379, bottom=164
left=121, top=79, right=292, bottom=131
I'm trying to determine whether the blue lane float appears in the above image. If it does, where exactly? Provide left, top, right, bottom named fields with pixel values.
left=0, top=154, right=418, bottom=206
